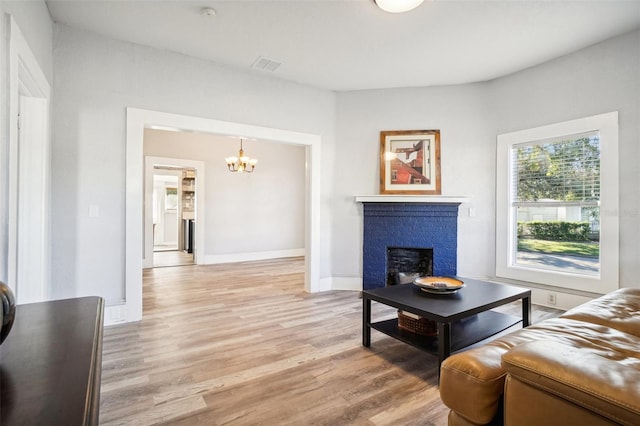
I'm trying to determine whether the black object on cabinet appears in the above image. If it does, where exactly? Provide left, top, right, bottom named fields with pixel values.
left=184, top=219, right=194, bottom=253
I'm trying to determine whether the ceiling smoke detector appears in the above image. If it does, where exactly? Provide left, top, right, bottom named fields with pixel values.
left=201, top=7, right=216, bottom=17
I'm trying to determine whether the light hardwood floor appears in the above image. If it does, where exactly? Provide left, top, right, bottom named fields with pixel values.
left=153, top=250, right=195, bottom=268
left=100, top=258, right=562, bottom=425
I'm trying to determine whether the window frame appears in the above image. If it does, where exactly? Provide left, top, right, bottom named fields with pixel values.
left=496, top=112, right=619, bottom=294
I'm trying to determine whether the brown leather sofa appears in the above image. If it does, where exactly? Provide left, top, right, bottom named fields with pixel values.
left=439, top=288, right=640, bottom=426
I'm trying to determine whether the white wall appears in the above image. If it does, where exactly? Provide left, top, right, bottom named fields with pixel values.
left=0, top=1, right=52, bottom=284
left=489, top=29, right=640, bottom=290
left=51, top=24, right=336, bottom=303
left=144, top=129, right=305, bottom=256
left=1, top=1, right=53, bottom=81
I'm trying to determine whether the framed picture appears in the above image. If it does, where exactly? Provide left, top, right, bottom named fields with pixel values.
left=380, top=130, right=441, bottom=195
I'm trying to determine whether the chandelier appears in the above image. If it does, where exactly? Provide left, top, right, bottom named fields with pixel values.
left=225, top=139, right=258, bottom=173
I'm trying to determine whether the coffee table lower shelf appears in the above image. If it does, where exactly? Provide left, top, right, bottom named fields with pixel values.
left=370, top=311, right=521, bottom=355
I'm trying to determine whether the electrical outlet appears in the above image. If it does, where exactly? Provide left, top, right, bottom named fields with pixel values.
left=547, top=292, right=557, bottom=306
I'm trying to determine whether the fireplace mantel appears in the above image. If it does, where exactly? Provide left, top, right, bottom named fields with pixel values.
left=355, top=195, right=469, bottom=204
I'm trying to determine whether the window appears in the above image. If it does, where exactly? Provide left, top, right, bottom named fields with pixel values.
left=165, top=187, right=178, bottom=210
left=514, top=131, right=600, bottom=276
left=496, top=112, right=618, bottom=294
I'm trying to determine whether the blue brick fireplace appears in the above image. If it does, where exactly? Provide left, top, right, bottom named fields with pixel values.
left=360, top=200, right=462, bottom=290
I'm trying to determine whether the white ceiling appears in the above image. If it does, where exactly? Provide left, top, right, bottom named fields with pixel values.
left=45, top=0, right=640, bottom=91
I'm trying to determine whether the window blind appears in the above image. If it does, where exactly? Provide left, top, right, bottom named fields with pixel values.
left=512, top=131, right=600, bottom=204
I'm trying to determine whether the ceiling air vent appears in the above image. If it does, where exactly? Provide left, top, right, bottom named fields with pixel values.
left=251, top=56, right=281, bottom=72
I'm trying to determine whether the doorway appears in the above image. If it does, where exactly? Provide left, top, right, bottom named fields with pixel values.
left=151, top=166, right=196, bottom=267
left=143, top=156, right=205, bottom=270
left=125, top=108, right=321, bottom=324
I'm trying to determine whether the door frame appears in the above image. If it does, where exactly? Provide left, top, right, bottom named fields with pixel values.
left=6, top=15, right=51, bottom=303
left=144, top=156, right=205, bottom=268
left=124, top=108, right=321, bottom=323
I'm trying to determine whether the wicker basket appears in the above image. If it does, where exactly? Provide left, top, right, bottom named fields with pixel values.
left=397, top=310, right=437, bottom=336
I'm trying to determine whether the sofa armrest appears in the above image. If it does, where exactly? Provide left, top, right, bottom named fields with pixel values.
left=440, top=345, right=508, bottom=424
left=502, top=340, right=640, bottom=426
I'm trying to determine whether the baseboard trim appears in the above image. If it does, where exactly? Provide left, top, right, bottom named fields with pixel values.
left=330, top=276, right=362, bottom=291
left=203, top=249, right=305, bottom=265
left=318, top=277, right=333, bottom=292
left=104, top=302, right=127, bottom=326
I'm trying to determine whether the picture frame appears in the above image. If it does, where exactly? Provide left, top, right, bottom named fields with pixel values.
left=380, top=130, right=441, bottom=195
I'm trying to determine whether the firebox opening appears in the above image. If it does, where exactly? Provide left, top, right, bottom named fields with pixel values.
left=386, top=247, right=434, bottom=286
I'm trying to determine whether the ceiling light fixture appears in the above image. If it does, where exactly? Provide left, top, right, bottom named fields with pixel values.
left=374, top=0, right=424, bottom=13
left=225, top=139, right=258, bottom=173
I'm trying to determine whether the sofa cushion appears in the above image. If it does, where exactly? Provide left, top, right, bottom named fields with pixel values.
left=560, top=288, right=640, bottom=338
left=502, top=340, right=640, bottom=426
left=503, top=375, right=620, bottom=426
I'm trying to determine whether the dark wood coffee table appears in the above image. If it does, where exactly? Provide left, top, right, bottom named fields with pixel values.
left=362, top=278, right=531, bottom=368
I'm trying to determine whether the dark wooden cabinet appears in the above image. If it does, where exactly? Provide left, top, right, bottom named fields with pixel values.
left=0, top=297, right=104, bottom=425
